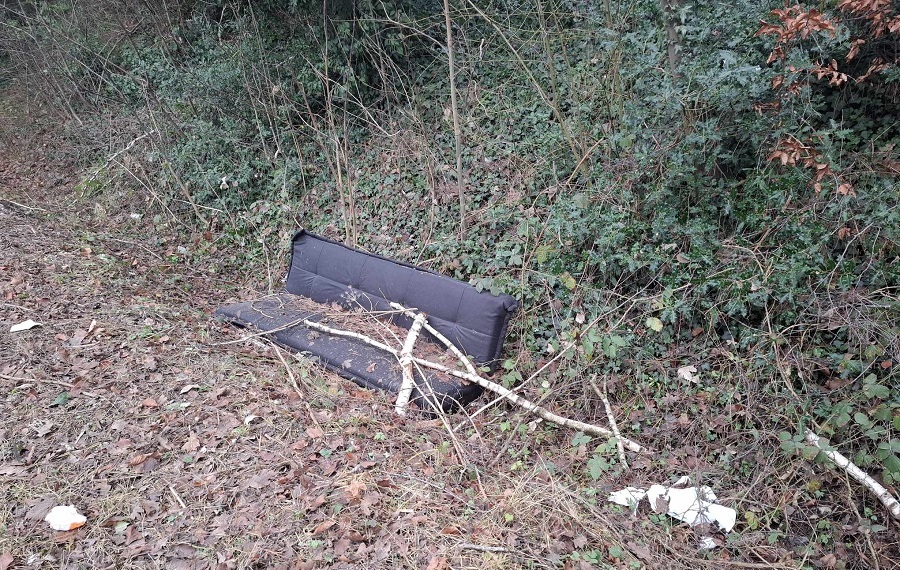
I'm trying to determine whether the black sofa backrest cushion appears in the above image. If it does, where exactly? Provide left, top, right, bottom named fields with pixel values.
left=286, top=230, right=518, bottom=368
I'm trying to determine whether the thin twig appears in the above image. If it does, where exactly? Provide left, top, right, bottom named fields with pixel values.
left=0, top=373, right=103, bottom=399
left=82, top=131, right=154, bottom=187
left=168, top=484, right=187, bottom=510
left=442, top=0, right=466, bottom=237
left=0, top=197, right=47, bottom=212
left=269, top=340, right=305, bottom=400
left=105, top=237, right=164, bottom=261
left=457, top=542, right=509, bottom=553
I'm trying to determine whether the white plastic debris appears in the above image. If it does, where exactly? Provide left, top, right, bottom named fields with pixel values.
left=607, top=476, right=736, bottom=549
left=607, top=487, right=647, bottom=507
left=44, top=505, right=87, bottom=531
left=10, top=319, right=41, bottom=333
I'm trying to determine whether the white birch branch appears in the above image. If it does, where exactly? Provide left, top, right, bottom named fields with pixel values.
left=804, top=430, right=900, bottom=521
left=395, top=313, right=427, bottom=416
left=389, top=302, right=480, bottom=377
left=255, top=313, right=646, bottom=453
left=588, top=375, right=628, bottom=469
left=301, top=318, right=398, bottom=355
left=409, top=354, right=645, bottom=453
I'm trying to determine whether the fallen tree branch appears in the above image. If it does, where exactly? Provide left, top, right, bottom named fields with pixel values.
left=248, top=312, right=647, bottom=453
left=395, top=312, right=427, bottom=416
left=804, top=430, right=900, bottom=521
left=410, top=355, right=645, bottom=453
left=589, top=375, right=628, bottom=469
left=389, top=302, right=479, bottom=377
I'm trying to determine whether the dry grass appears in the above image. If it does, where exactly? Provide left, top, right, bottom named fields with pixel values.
left=1, top=133, right=898, bottom=570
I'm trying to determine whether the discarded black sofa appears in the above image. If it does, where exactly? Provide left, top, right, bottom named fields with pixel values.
left=215, top=230, right=518, bottom=410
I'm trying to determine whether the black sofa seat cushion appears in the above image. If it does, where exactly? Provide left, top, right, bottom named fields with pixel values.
left=215, top=231, right=519, bottom=410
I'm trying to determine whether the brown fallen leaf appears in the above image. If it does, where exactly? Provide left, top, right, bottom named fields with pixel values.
left=333, top=537, right=351, bottom=556
left=182, top=433, right=200, bottom=452
left=247, top=469, right=275, bottom=489
left=312, top=520, right=335, bottom=536
left=0, top=552, right=13, bottom=570
left=306, top=425, right=324, bottom=439
left=346, top=530, right=365, bottom=542
left=129, top=452, right=160, bottom=473
left=345, top=479, right=366, bottom=499
left=142, top=398, right=159, bottom=408
left=24, top=497, right=56, bottom=521
left=626, top=541, right=652, bottom=561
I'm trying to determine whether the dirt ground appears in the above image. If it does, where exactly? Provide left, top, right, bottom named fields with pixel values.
left=1, top=130, right=898, bottom=570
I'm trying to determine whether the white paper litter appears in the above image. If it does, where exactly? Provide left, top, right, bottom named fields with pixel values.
left=10, top=319, right=42, bottom=333
left=607, top=477, right=736, bottom=549
left=607, top=487, right=647, bottom=507
left=44, top=505, right=87, bottom=531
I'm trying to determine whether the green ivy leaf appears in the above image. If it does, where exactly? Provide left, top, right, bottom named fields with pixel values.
left=854, top=412, right=873, bottom=429
left=582, top=337, right=594, bottom=358
left=571, top=432, right=592, bottom=447
left=883, top=453, right=900, bottom=475
left=800, top=445, right=820, bottom=461
left=50, top=391, right=70, bottom=407
left=646, top=317, right=663, bottom=332
left=587, top=455, right=609, bottom=480
left=863, top=382, right=889, bottom=400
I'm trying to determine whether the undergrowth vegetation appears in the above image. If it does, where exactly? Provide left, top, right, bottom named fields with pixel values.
left=2, top=0, right=898, bottom=565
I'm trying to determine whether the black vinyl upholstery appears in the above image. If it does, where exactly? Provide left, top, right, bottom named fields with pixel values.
left=215, top=231, right=518, bottom=410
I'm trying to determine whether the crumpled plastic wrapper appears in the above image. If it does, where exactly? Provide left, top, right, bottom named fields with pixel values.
left=44, top=505, right=87, bottom=531
left=607, top=476, right=736, bottom=549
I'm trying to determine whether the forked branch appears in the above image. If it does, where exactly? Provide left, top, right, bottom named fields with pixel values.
left=277, top=309, right=646, bottom=454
